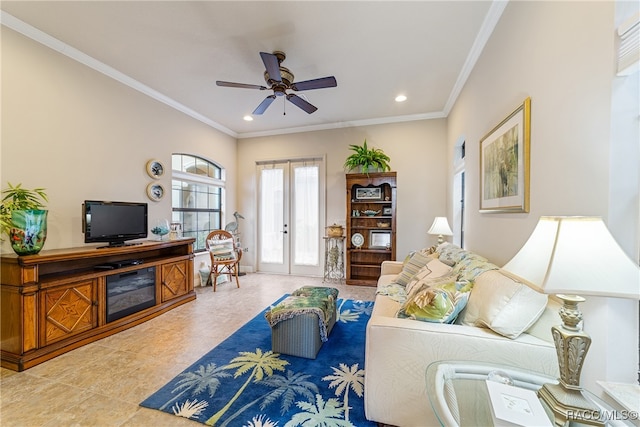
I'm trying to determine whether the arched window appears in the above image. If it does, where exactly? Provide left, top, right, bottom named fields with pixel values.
left=172, top=154, right=225, bottom=251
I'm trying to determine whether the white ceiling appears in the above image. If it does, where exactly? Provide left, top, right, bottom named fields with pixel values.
left=1, top=1, right=505, bottom=138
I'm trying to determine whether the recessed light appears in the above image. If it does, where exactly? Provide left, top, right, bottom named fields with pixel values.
left=243, top=115, right=253, bottom=121
left=395, top=95, right=407, bottom=102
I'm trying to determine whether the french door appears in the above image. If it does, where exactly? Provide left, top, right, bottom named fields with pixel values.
left=257, top=158, right=325, bottom=276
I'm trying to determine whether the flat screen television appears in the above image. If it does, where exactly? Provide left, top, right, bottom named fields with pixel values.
left=83, top=200, right=148, bottom=247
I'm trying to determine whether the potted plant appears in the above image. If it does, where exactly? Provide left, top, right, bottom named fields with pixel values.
left=1, top=183, right=49, bottom=255
left=343, top=139, right=391, bottom=174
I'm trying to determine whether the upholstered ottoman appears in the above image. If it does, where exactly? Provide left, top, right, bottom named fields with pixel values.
left=265, top=286, right=338, bottom=359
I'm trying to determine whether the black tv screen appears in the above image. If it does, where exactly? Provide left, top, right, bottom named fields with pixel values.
left=83, top=200, right=148, bottom=247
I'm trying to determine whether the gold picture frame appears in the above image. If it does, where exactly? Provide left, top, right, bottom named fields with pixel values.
left=480, top=97, right=531, bottom=213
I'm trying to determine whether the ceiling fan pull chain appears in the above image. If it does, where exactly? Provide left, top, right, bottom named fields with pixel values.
left=283, top=98, right=286, bottom=115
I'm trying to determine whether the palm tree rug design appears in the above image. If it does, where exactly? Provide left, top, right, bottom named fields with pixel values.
left=140, top=297, right=376, bottom=427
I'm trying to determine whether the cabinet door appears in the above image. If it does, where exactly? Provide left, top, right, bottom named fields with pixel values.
left=161, top=260, right=189, bottom=302
left=41, top=279, right=97, bottom=346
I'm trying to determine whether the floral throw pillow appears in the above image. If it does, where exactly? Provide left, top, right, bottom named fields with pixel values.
left=397, top=274, right=472, bottom=324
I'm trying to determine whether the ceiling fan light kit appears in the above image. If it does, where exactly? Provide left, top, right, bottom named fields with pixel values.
left=216, top=51, right=337, bottom=116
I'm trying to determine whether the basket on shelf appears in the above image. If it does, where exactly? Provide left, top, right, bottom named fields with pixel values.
left=326, top=224, right=344, bottom=237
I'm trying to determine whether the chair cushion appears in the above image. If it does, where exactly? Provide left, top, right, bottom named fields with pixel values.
left=208, top=237, right=236, bottom=261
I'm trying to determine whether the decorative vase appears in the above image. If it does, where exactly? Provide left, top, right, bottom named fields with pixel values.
left=10, top=209, right=48, bottom=255
left=150, top=219, right=170, bottom=240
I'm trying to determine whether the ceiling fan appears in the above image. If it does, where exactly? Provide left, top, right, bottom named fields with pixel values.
left=216, top=51, right=337, bottom=115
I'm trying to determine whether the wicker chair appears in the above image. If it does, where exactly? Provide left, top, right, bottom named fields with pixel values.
left=204, top=230, right=242, bottom=291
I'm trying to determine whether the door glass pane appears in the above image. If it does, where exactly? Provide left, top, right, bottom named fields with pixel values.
left=293, top=165, right=319, bottom=266
left=260, top=168, right=284, bottom=264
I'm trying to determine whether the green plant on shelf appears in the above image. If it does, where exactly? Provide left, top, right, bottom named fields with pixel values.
left=344, top=139, right=391, bottom=173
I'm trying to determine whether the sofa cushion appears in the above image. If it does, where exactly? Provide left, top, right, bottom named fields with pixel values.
left=461, top=270, right=548, bottom=339
left=397, top=274, right=472, bottom=324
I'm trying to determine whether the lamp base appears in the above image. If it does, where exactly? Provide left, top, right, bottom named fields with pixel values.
left=538, top=382, right=604, bottom=426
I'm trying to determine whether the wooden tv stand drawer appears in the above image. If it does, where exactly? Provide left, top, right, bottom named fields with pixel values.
left=0, top=239, right=196, bottom=371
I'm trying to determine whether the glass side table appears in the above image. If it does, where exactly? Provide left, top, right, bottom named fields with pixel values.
left=323, top=236, right=345, bottom=282
left=426, top=361, right=634, bottom=427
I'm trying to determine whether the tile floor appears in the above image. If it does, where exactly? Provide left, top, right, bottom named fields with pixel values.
left=0, top=273, right=376, bottom=426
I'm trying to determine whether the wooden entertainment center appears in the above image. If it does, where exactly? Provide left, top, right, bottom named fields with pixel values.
left=0, top=238, right=196, bottom=371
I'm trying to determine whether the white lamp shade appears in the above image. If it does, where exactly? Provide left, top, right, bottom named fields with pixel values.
left=428, top=217, right=453, bottom=236
left=503, top=216, right=640, bottom=299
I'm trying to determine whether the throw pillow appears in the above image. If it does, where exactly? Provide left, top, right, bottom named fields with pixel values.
left=405, top=259, right=453, bottom=295
left=208, top=237, right=236, bottom=261
left=397, top=274, right=472, bottom=324
left=461, top=270, right=548, bottom=339
left=394, top=250, right=433, bottom=286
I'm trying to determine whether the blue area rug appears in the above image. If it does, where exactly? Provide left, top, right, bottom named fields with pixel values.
left=140, top=296, right=376, bottom=427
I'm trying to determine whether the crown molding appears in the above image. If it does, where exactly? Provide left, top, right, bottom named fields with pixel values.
left=1, top=11, right=238, bottom=138
left=2, top=2, right=506, bottom=140
left=443, top=0, right=508, bottom=115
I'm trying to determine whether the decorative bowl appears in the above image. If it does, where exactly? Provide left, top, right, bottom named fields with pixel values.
left=361, top=210, right=381, bottom=217
left=377, top=222, right=390, bottom=228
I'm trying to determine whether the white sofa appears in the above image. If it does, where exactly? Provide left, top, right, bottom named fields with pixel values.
left=364, top=244, right=561, bottom=427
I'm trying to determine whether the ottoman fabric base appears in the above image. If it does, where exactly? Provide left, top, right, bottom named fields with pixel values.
left=271, top=304, right=337, bottom=359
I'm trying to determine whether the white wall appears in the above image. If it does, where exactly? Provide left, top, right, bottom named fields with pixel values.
left=447, top=1, right=639, bottom=391
left=1, top=27, right=238, bottom=252
left=236, top=120, right=448, bottom=271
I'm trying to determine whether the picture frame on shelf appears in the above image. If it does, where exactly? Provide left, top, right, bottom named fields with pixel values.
left=382, top=206, right=392, bottom=216
left=369, top=230, right=391, bottom=249
left=480, top=97, right=530, bottom=213
left=355, top=186, right=382, bottom=201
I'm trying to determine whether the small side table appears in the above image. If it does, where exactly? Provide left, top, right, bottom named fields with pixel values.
left=323, top=236, right=345, bottom=283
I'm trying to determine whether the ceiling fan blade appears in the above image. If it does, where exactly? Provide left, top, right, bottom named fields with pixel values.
left=286, top=94, right=318, bottom=114
left=291, top=76, right=337, bottom=91
left=253, top=95, right=277, bottom=115
left=260, top=52, right=282, bottom=83
left=216, top=81, right=267, bottom=90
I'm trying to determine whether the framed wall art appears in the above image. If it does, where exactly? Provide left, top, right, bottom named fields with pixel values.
left=355, top=186, right=382, bottom=201
left=480, top=97, right=531, bottom=213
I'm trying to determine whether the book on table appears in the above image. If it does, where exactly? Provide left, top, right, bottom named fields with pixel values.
left=486, top=380, right=552, bottom=427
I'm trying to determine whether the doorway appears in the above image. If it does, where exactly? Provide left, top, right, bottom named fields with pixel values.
left=257, top=158, right=325, bottom=276
left=453, top=139, right=466, bottom=248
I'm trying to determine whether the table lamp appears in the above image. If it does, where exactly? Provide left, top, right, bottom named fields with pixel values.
left=428, top=217, right=453, bottom=245
left=503, top=216, right=640, bottom=426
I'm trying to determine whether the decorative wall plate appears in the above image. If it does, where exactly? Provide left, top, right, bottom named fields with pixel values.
left=146, top=182, right=165, bottom=201
left=351, top=232, right=365, bottom=249
left=146, top=159, right=164, bottom=179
